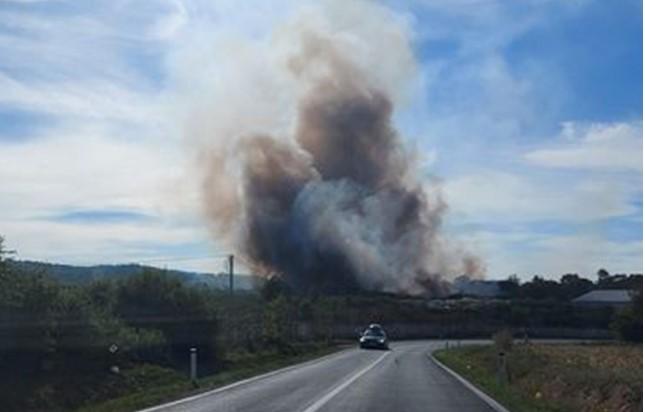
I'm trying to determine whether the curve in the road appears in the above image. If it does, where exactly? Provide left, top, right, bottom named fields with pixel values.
left=141, top=341, right=496, bottom=412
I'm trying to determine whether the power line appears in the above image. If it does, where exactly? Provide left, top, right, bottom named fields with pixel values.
left=132, top=254, right=231, bottom=264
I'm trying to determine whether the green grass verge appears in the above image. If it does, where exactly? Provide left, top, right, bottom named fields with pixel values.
left=75, top=344, right=346, bottom=412
left=434, top=343, right=642, bottom=412
left=434, top=345, right=560, bottom=412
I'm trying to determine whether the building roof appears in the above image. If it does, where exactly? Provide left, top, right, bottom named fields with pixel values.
left=452, top=279, right=501, bottom=297
left=572, top=289, right=632, bottom=304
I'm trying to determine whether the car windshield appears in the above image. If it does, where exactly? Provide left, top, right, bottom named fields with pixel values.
left=365, top=329, right=384, bottom=337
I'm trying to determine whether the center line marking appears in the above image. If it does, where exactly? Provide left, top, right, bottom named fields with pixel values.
left=302, top=351, right=390, bottom=412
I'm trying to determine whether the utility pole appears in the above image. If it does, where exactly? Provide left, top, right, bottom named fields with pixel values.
left=228, top=254, right=234, bottom=295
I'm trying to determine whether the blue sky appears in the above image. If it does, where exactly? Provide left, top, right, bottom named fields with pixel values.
left=0, top=0, right=641, bottom=280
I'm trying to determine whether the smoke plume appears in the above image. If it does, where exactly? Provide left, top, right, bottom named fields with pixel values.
left=188, top=2, right=484, bottom=296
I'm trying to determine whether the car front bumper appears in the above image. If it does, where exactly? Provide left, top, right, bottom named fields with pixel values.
left=359, top=340, right=388, bottom=349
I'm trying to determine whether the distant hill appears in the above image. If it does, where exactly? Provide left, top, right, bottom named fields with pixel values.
left=6, top=260, right=258, bottom=291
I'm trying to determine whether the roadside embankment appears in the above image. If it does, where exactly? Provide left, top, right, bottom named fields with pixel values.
left=434, top=342, right=642, bottom=412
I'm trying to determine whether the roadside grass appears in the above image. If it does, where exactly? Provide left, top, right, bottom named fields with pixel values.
left=75, top=343, right=346, bottom=412
left=434, top=343, right=642, bottom=412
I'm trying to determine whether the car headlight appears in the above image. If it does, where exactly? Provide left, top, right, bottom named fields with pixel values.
left=360, top=337, right=365, bottom=342
left=379, top=338, right=385, bottom=343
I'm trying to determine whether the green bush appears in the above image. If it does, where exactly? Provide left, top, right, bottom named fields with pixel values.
left=114, top=269, right=220, bottom=369
left=611, top=291, right=642, bottom=343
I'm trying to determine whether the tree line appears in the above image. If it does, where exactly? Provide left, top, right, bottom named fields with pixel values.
left=0, top=235, right=641, bottom=410
left=488, top=270, right=641, bottom=301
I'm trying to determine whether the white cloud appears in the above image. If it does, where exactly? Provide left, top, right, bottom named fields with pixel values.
left=0, top=121, right=210, bottom=264
left=443, top=170, right=638, bottom=223
left=458, top=228, right=642, bottom=280
left=0, top=0, right=640, bottom=280
left=0, top=0, right=339, bottom=268
left=443, top=120, right=642, bottom=279
left=0, top=125, right=183, bottom=214
left=1, top=213, right=227, bottom=273
left=149, top=0, right=188, bottom=40
left=0, top=73, right=162, bottom=124
left=0, top=0, right=208, bottom=265
left=525, top=121, right=643, bottom=171
left=443, top=121, right=642, bottom=226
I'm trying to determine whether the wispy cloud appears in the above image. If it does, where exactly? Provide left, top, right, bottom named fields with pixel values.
left=0, top=0, right=640, bottom=279
left=459, top=228, right=642, bottom=278
left=444, top=169, right=639, bottom=223
left=442, top=118, right=642, bottom=278
left=525, top=121, right=643, bottom=171
left=48, top=209, right=155, bottom=225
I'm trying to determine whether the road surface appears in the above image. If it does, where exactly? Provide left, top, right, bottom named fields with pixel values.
left=142, top=340, right=496, bottom=412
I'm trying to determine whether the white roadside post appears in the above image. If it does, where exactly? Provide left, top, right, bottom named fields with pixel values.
left=190, top=347, right=197, bottom=382
left=497, top=351, right=508, bottom=385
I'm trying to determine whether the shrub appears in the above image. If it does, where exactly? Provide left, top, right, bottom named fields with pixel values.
left=611, top=291, right=642, bottom=343
left=114, top=269, right=220, bottom=369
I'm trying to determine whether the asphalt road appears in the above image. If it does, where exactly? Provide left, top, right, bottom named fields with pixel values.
left=143, top=340, right=496, bottom=412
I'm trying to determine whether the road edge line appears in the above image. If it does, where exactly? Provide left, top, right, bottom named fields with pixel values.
left=301, top=350, right=389, bottom=412
left=137, top=347, right=354, bottom=412
left=428, top=351, right=510, bottom=412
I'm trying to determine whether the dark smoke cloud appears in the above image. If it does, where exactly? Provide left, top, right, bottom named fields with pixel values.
left=198, top=30, right=483, bottom=296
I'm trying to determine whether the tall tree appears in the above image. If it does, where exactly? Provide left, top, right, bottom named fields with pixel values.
left=560, top=273, right=593, bottom=299
left=597, top=268, right=610, bottom=285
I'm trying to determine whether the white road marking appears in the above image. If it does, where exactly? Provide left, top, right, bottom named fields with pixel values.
left=137, top=348, right=354, bottom=412
left=301, top=351, right=390, bottom=412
